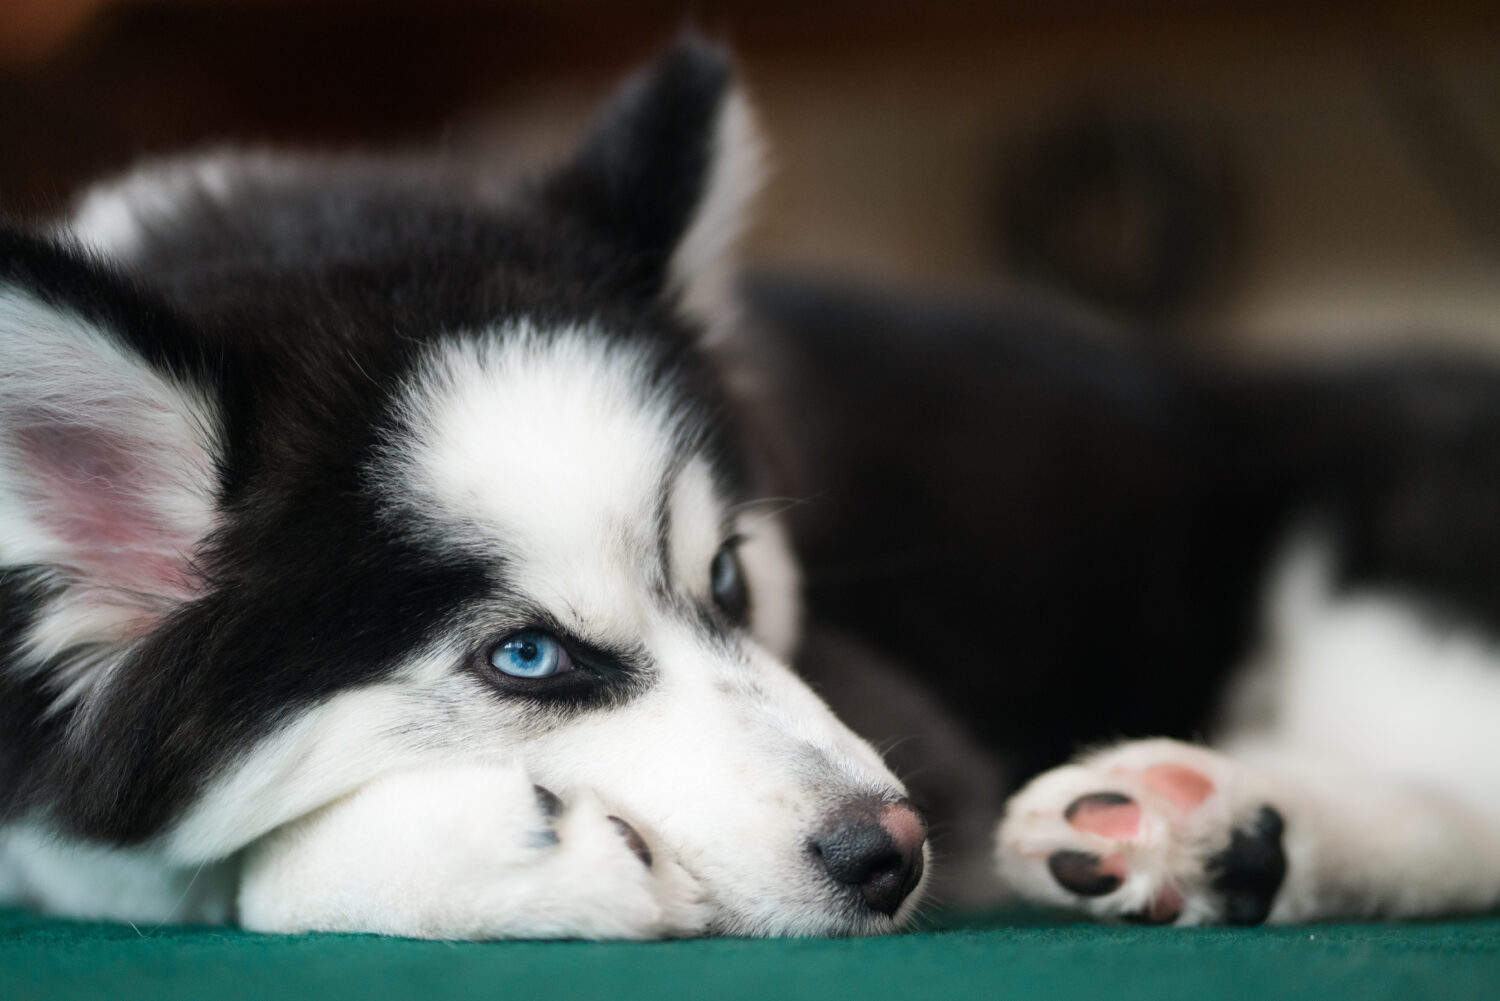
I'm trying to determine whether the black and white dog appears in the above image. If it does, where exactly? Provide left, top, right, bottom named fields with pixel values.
left=2, top=41, right=1498, bottom=938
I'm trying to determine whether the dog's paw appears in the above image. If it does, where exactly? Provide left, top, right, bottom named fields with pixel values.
left=507, top=783, right=711, bottom=940
left=996, top=739, right=1288, bottom=925
left=238, top=764, right=709, bottom=940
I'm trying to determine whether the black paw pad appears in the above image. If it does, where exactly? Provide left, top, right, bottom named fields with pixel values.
left=1047, top=850, right=1122, bottom=896
left=607, top=816, right=654, bottom=868
left=1207, top=805, right=1287, bottom=925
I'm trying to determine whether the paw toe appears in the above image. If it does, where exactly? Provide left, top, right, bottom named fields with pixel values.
left=527, top=785, right=563, bottom=847
left=607, top=816, right=654, bottom=868
left=532, top=785, right=563, bottom=818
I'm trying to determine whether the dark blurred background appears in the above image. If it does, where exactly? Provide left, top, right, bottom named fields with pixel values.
left=2, top=0, right=1497, bottom=354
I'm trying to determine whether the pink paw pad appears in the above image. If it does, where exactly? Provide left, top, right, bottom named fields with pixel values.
left=1065, top=792, right=1142, bottom=839
left=1142, top=763, right=1215, bottom=812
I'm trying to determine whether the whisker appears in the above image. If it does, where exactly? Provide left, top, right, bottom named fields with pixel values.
left=727, top=492, right=831, bottom=531
left=150, top=859, right=210, bottom=933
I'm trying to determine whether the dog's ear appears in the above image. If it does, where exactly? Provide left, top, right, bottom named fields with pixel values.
left=0, top=230, right=222, bottom=652
left=548, top=37, right=764, bottom=337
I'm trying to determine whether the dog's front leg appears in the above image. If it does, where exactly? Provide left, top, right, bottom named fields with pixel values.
left=996, top=738, right=1500, bottom=924
left=237, top=763, right=709, bottom=939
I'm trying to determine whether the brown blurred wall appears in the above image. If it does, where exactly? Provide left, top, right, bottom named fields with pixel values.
left=1, top=0, right=1497, bottom=356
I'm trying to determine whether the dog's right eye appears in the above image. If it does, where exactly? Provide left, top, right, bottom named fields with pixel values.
left=489, top=630, right=575, bottom=679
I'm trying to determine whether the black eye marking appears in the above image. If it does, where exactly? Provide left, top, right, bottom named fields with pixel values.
left=710, top=536, right=750, bottom=626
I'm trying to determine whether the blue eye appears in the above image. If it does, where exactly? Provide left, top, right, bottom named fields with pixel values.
left=490, top=631, right=574, bottom=679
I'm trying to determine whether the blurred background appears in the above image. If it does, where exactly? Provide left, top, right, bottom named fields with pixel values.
left=1, top=0, right=1496, bottom=356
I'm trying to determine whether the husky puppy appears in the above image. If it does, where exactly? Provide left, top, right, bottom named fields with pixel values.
left=5, top=39, right=1500, bottom=938
left=0, top=42, right=928, bottom=939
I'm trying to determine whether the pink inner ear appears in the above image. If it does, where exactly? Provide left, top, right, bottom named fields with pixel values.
left=17, top=421, right=203, bottom=624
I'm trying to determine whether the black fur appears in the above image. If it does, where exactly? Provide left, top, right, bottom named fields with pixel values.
left=747, top=273, right=1500, bottom=789
left=1208, top=806, right=1288, bottom=925
left=545, top=38, right=732, bottom=302
left=0, top=41, right=747, bottom=844
left=5, top=37, right=1499, bottom=926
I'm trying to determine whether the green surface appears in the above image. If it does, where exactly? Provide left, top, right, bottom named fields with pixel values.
left=4, top=908, right=1498, bottom=1001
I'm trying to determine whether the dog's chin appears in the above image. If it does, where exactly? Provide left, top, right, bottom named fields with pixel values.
left=703, top=867, right=930, bottom=938
left=706, top=904, right=908, bottom=939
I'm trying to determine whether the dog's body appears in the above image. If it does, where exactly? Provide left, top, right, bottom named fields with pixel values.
left=750, top=275, right=1500, bottom=923
left=2, top=43, right=1500, bottom=936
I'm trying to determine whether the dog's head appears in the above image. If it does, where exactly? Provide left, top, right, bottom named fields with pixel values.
left=0, top=42, right=926, bottom=935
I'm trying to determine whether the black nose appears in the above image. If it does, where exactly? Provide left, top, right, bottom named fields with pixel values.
left=812, top=797, right=927, bottom=916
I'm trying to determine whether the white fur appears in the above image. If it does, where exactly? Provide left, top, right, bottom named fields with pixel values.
left=1226, top=541, right=1500, bottom=804
left=668, top=91, right=765, bottom=343
left=388, top=323, right=802, bottom=656
left=998, top=534, right=1500, bottom=922
left=239, top=763, right=709, bottom=939
left=228, top=622, right=906, bottom=938
left=1, top=83, right=922, bottom=937
left=393, top=325, right=693, bottom=641
left=362, top=326, right=915, bottom=935
left=1, top=324, right=920, bottom=938
left=1000, top=735, right=1500, bottom=924
left=1223, top=539, right=1500, bottom=919
left=735, top=512, right=801, bottom=661
left=667, top=457, right=723, bottom=602
left=664, top=458, right=802, bottom=660
left=159, top=651, right=462, bottom=863
left=0, top=825, right=236, bottom=925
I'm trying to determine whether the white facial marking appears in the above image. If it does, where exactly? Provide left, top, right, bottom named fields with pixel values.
left=667, top=456, right=724, bottom=598
left=391, top=324, right=687, bottom=644
left=371, top=323, right=918, bottom=932
left=735, top=510, right=802, bottom=661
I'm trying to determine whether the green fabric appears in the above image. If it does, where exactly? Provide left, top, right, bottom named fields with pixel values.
left=4, top=908, right=1497, bottom=1001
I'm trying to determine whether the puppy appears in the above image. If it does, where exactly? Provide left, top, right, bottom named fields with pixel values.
left=6, top=38, right=1500, bottom=938
left=0, top=41, right=927, bottom=939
